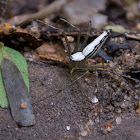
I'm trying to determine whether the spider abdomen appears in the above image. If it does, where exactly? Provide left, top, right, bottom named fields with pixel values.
left=70, top=29, right=111, bottom=61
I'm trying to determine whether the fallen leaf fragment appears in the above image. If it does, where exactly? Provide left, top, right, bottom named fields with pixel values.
left=0, top=22, right=43, bottom=50
left=36, top=43, right=68, bottom=63
left=1, top=58, right=35, bottom=126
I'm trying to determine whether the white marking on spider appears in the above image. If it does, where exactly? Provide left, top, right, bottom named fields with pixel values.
left=70, top=30, right=111, bottom=61
left=70, top=52, right=85, bottom=61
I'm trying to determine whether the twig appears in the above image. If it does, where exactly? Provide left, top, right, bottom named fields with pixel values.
left=122, top=74, right=140, bottom=83
left=125, top=33, right=140, bottom=41
left=8, top=0, right=68, bottom=26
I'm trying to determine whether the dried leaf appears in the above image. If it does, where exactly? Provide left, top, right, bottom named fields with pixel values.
left=36, top=43, right=68, bottom=63
left=1, top=58, right=35, bottom=126
left=0, top=22, right=43, bottom=50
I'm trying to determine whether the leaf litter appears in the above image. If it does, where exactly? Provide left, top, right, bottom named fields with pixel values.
left=0, top=0, right=140, bottom=139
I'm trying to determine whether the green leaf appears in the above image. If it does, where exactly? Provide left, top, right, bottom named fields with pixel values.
left=0, top=42, right=29, bottom=108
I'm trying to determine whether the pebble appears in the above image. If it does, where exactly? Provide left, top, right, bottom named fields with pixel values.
left=116, top=117, right=122, bottom=125
left=67, top=36, right=74, bottom=42
left=91, top=96, right=99, bottom=104
left=24, top=47, right=31, bottom=52
left=85, top=119, right=94, bottom=129
left=95, top=117, right=100, bottom=123
left=115, top=108, right=122, bottom=114
left=24, top=52, right=31, bottom=58
left=124, top=95, right=131, bottom=101
left=66, top=126, right=70, bottom=131
left=80, top=130, right=88, bottom=137
left=120, top=101, right=130, bottom=109
left=33, top=134, right=37, bottom=137
left=102, top=126, right=114, bottom=134
left=106, top=105, right=114, bottom=112
left=107, top=127, right=113, bottom=132
left=15, top=128, right=18, bottom=131
left=102, top=128, right=108, bottom=134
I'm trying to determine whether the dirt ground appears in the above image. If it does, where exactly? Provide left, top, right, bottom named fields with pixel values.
left=0, top=60, right=139, bottom=140
left=0, top=0, right=140, bottom=139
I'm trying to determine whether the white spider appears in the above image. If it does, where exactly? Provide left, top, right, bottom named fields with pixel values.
left=70, top=30, right=111, bottom=61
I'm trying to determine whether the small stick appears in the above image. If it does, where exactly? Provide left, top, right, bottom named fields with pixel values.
left=9, top=0, right=68, bottom=26
left=125, top=33, right=140, bottom=41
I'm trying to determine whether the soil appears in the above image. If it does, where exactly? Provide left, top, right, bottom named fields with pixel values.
left=0, top=60, right=139, bottom=140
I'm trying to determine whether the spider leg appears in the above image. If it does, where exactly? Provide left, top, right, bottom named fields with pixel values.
left=80, top=21, right=91, bottom=52
left=36, top=19, right=72, bottom=57
left=61, top=31, right=71, bottom=57
left=60, top=18, right=81, bottom=54
left=73, top=30, right=81, bottom=53
left=60, top=18, right=79, bottom=30
left=74, top=64, right=106, bottom=71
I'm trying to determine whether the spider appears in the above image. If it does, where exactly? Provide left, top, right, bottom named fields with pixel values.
left=37, top=19, right=111, bottom=73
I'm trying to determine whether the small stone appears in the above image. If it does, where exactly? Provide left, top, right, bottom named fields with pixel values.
left=28, top=58, right=34, bottom=62
left=107, top=127, right=113, bottom=132
left=33, top=134, right=37, bottom=137
left=120, top=101, right=129, bottom=109
left=67, top=36, right=74, bottom=42
left=91, top=96, right=98, bottom=104
left=134, top=95, right=139, bottom=100
left=115, top=108, right=122, bottom=114
left=120, top=81, right=126, bottom=89
left=15, top=128, right=18, bottom=130
left=116, top=117, right=122, bottom=125
left=95, top=117, right=100, bottom=123
left=109, top=61, right=115, bottom=68
left=106, top=105, right=114, bottom=112
left=136, top=55, right=140, bottom=60
left=80, top=130, right=88, bottom=137
left=24, top=47, right=31, bottom=52
left=85, top=119, right=94, bottom=129
left=112, top=83, right=117, bottom=89
left=66, top=126, right=70, bottom=131
left=102, top=128, right=108, bottom=134
left=124, top=95, right=131, bottom=101
left=117, top=37, right=124, bottom=44
left=24, top=52, right=30, bottom=58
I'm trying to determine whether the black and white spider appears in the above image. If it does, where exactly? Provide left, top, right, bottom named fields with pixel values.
left=37, top=19, right=111, bottom=73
